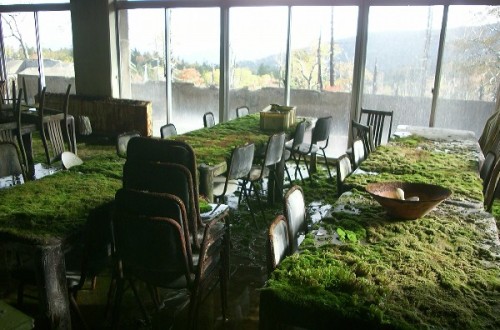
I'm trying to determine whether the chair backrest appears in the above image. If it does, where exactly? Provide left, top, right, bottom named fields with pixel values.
left=283, top=185, right=306, bottom=253
left=267, top=215, right=290, bottom=274
left=352, top=138, right=366, bottom=169
left=122, top=161, right=200, bottom=249
left=236, top=106, right=249, bottom=118
left=203, top=111, right=215, bottom=128
left=38, top=86, right=69, bottom=164
left=359, top=108, right=393, bottom=147
left=336, top=153, right=352, bottom=196
left=126, top=138, right=203, bottom=241
left=290, top=120, right=306, bottom=150
left=0, top=141, right=25, bottom=181
left=112, top=212, right=192, bottom=288
left=264, top=132, right=286, bottom=167
left=216, top=143, right=255, bottom=199
left=114, top=187, right=194, bottom=271
left=351, top=120, right=375, bottom=156
left=0, top=88, right=28, bottom=172
left=311, top=116, right=333, bottom=146
left=480, top=151, right=496, bottom=191
left=116, top=131, right=141, bottom=158
left=160, top=123, right=177, bottom=139
left=484, top=158, right=500, bottom=212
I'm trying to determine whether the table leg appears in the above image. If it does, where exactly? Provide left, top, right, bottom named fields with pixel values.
left=198, top=164, right=215, bottom=202
left=21, top=132, right=35, bottom=180
left=34, top=244, right=71, bottom=329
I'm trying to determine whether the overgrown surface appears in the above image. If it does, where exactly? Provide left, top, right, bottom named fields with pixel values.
left=264, top=137, right=500, bottom=329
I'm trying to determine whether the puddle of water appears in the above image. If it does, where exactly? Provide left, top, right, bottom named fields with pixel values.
left=0, top=163, right=61, bottom=189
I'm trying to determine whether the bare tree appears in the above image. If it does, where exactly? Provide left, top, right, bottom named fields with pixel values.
left=329, top=7, right=335, bottom=88
left=317, top=31, right=323, bottom=91
left=2, top=14, right=29, bottom=59
left=372, top=59, right=378, bottom=95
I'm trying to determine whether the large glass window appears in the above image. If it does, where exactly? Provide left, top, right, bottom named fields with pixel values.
left=362, top=6, right=443, bottom=138
left=170, top=8, right=220, bottom=133
left=290, top=6, right=358, bottom=157
left=1, top=10, right=74, bottom=102
left=1, top=12, right=37, bottom=100
left=37, top=11, right=74, bottom=94
left=434, top=5, right=499, bottom=136
left=119, top=9, right=166, bottom=136
left=228, top=7, right=288, bottom=120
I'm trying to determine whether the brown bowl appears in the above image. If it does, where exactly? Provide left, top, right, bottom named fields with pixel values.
left=365, top=182, right=452, bottom=220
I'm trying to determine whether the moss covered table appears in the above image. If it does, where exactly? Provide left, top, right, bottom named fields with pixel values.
left=173, top=114, right=295, bottom=203
left=260, top=126, right=499, bottom=329
left=0, top=152, right=123, bottom=329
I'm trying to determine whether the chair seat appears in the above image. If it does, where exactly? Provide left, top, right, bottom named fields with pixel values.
left=248, top=165, right=269, bottom=182
left=213, top=177, right=240, bottom=197
left=295, top=143, right=319, bottom=155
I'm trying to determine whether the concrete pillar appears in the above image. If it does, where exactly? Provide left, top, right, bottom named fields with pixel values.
left=70, top=0, right=119, bottom=97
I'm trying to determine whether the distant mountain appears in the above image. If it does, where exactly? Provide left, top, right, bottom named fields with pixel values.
left=237, top=24, right=497, bottom=76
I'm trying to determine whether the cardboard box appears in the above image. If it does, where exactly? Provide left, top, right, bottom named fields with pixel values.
left=260, top=105, right=296, bottom=131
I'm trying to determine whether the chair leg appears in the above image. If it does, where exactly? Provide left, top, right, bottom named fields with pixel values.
left=129, top=279, right=150, bottom=323
left=250, top=181, right=266, bottom=223
left=69, top=292, right=89, bottom=330
left=242, top=180, right=258, bottom=227
left=321, top=149, right=333, bottom=179
left=111, top=278, right=125, bottom=330
left=292, top=154, right=305, bottom=185
left=302, top=154, right=313, bottom=183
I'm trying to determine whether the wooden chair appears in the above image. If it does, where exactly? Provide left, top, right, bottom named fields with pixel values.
left=203, top=111, right=215, bottom=128
left=266, top=215, right=290, bottom=275
left=160, top=123, right=177, bottom=138
left=236, top=106, right=249, bottom=118
left=0, top=87, right=28, bottom=175
left=115, top=131, right=141, bottom=158
left=111, top=206, right=228, bottom=329
left=125, top=137, right=229, bottom=249
left=352, top=138, right=366, bottom=169
left=283, top=185, right=307, bottom=253
left=38, top=85, right=74, bottom=165
left=359, top=108, right=393, bottom=147
left=336, top=153, right=353, bottom=197
left=484, top=159, right=500, bottom=212
left=292, top=116, right=334, bottom=181
left=351, top=120, right=375, bottom=156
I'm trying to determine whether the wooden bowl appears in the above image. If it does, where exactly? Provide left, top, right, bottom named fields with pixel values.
left=365, top=182, right=452, bottom=220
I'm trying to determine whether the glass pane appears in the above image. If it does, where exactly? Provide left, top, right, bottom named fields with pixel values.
left=0, top=0, right=68, bottom=4
left=290, top=6, right=358, bottom=157
left=362, top=6, right=443, bottom=140
left=228, top=7, right=288, bottom=120
left=434, top=5, right=499, bottom=137
left=37, top=11, right=74, bottom=95
left=119, top=9, right=166, bottom=137
left=1, top=12, right=37, bottom=102
left=170, top=8, right=220, bottom=133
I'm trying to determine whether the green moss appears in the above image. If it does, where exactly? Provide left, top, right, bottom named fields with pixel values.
left=173, top=114, right=296, bottom=165
left=262, top=137, right=499, bottom=329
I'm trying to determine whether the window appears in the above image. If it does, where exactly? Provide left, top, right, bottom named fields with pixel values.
left=362, top=6, right=444, bottom=133
left=170, top=8, right=220, bottom=133
left=434, top=5, right=499, bottom=136
left=290, top=6, right=358, bottom=157
left=228, top=6, right=288, bottom=120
